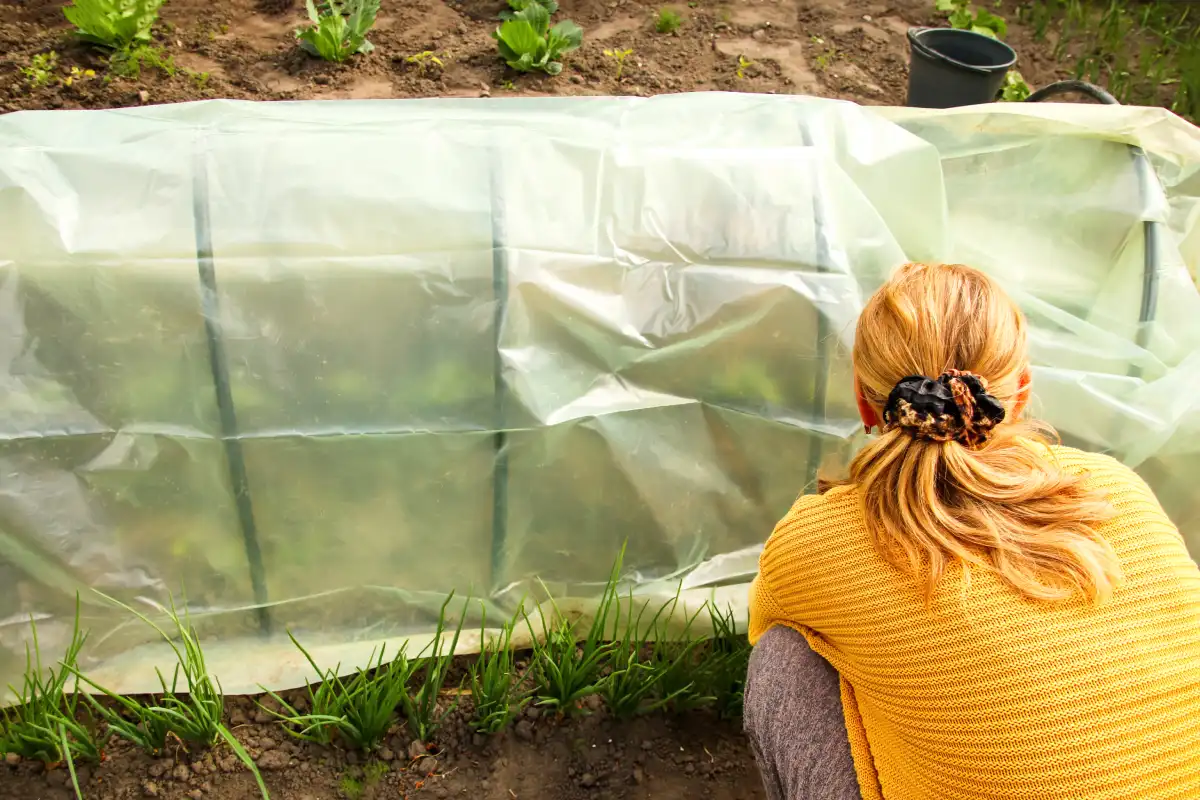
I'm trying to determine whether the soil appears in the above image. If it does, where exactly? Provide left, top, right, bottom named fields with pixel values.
left=1, top=690, right=763, bottom=800
left=0, top=0, right=1075, bottom=114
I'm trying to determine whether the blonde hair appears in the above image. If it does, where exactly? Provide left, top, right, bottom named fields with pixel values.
left=840, top=262, right=1122, bottom=604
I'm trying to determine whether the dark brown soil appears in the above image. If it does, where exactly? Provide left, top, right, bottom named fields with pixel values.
left=0, top=0, right=1077, bottom=115
left=1, top=691, right=763, bottom=800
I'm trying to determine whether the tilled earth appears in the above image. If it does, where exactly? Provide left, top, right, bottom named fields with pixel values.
left=1, top=692, right=766, bottom=800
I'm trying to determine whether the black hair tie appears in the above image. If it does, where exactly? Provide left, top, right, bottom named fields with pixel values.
left=881, top=369, right=1007, bottom=448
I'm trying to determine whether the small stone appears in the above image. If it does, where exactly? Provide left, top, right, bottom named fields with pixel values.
left=143, top=780, right=161, bottom=797
left=47, top=770, right=67, bottom=786
left=314, top=75, right=331, bottom=85
left=188, top=791, right=203, bottom=800
left=580, top=772, right=596, bottom=788
left=219, top=757, right=238, bottom=773
left=585, top=695, right=603, bottom=711
left=4, top=753, right=19, bottom=766
left=632, top=767, right=645, bottom=785
left=379, top=747, right=394, bottom=762
left=256, top=750, right=290, bottom=770
left=252, top=709, right=273, bottom=724
left=525, top=706, right=540, bottom=720
left=258, top=738, right=276, bottom=751
left=641, top=740, right=653, bottom=751
left=228, top=708, right=248, bottom=726
left=408, top=740, right=426, bottom=760
left=173, top=764, right=192, bottom=782
left=515, top=720, right=533, bottom=742
left=752, top=28, right=766, bottom=40
left=138, top=90, right=149, bottom=103
left=569, top=75, right=582, bottom=84
left=435, top=788, right=449, bottom=799
left=415, top=755, right=439, bottom=775
left=472, top=733, right=487, bottom=748
left=685, top=764, right=695, bottom=775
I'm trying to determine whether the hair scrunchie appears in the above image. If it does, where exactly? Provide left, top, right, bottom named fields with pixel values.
left=882, top=369, right=1007, bottom=448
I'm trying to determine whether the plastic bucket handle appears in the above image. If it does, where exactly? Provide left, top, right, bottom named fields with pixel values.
left=907, top=27, right=1014, bottom=75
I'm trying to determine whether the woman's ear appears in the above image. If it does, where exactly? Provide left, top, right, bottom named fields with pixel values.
left=1012, top=367, right=1032, bottom=419
left=855, top=374, right=880, bottom=432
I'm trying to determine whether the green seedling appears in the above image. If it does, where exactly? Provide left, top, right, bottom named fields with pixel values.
left=499, top=0, right=558, bottom=20
left=702, top=602, right=752, bottom=720
left=0, top=598, right=104, bottom=765
left=655, top=8, right=681, bottom=33
left=296, top=0, right=379, bottom=62
left=602, top=47, right=633, bottom=80
left=493, top=3, right=583, bottom=75
left=1000, top=69, right=1031, bottom=102
left=468, top=607, right=529, bottom=734
left=405, top=51, right=444, bottom=72
left=90, top=592, right=269, bottom=799
left=602, top=587, right=706, bottom=719
left=524, top=546, right=625, bottom=714
left=259, top=636, right=413, bottom=751
left=735, top=54, right=753, bottom=79
left=62, top=66, right=97, bottom=87
left=63, top=0, right=165, bottom=50
left=651, top=600, right=713, bottom=713
left=109, top=44, right=176, bottom=78
left=935, top=0, right=1007, bottom=39
left=501, top=79, right=515, bottom=90
left=21, top=52, right=59, bottom=89
left=400, top=593, right=468, bottom=742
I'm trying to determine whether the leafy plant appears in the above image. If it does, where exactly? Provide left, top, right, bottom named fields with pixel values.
left=468, top=608, right=529, bottom=734
left=935, top=0, right=1007, bottom=39
left=499, top=0, right=558, bottom=20
left=1000, top=69, right=1031, bottom=101
left=0, top=603, right=104, bottom=766
left=493, top=3, right=583, bottom=76
left=524, top=547, right=623, bottom=714
left=89, top=593, right=269, bottom=799
left=655, top=8, right=681, bottom=33
left=21, top=52, right=59, bottom=89
left=650, top=601, right=713, bottom=713
left=63, top=0, right=165, bottom=50
left=259, top=635, right=413, bottom=751
left=399, top=594, right=468, bottom=742
left=602, top=47, right=633, bottom=80
left=602, top=589, right=706, bottom=719
left=296, top=0, right=379, bottom=62
left=735, top=54, right=753, bottom=79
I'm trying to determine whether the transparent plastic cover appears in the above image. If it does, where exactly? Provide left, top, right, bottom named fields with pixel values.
left=1, top=95, right=1197, bottom=698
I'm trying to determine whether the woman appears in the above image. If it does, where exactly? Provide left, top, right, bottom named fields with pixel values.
left=745, top=262, right=1200, bottom=800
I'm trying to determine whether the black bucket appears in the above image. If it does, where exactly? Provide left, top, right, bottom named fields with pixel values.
left=906, top=27, right=1017, bottom=108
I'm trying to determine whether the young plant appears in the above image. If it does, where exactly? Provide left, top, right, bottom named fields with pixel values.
left=296, top=0, right=379, bottom=62
left=602, top=47, right=633, bottom=80
left=405, top=51, right=444, bottom=73
left=935, top=0, right=1007, bottom=39
left=109, top=44, right=176, bottom=78
left=1000, top=69, right=1031, bottom=102
left=701, top=602, right=752, bottom=720
left=735, top=54, right=753, bottom=79
left=468, top=608, right=529, bottom=734
left=0, top=599, right=104, bottom=765
left=493, top=3, right=583, bottom=76
left=655, top=8, right=681, bottom=33
left=524, top=547, right=624, bottom=714
left=499, top=0, right=558, bottom=20
left=92, top=593, right=269, bottom=799
left=21, top=52, right=59, bottom=89
left=259, top=636, right=413, bottom=751
left=650, top=600, right=713, bottom=713
left=63, top=0, right=165, bottom=50
left=602, top=588, right=705, bottom=719
left=400, top=593, right=468, bottom=742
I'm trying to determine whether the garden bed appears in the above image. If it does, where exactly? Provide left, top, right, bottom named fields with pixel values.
left=0, top=0, right=1086, bottom=113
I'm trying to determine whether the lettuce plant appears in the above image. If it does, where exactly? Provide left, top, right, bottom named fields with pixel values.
left=493, top=4, right=582, bottom=75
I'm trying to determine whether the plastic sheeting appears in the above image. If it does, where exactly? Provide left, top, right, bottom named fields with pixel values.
left=0, top=94, right=1197, bottom=698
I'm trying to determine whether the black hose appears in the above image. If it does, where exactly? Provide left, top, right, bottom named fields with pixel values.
left=1026, top=80, right=1119, bottom=105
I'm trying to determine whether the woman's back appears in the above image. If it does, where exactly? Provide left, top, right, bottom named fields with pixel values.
left=750, top=443, right=1200, bottom=799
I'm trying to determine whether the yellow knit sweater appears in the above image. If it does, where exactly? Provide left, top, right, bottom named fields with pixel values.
left=749, top=445, right=1200, bottom=800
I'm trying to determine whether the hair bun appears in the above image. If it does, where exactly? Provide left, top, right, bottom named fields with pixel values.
left=882, top=369, right=1007, bottom=448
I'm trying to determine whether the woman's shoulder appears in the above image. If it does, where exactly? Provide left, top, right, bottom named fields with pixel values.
left=764, top=484, right=866, bottom=555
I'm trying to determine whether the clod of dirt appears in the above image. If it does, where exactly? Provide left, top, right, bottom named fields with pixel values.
left=4, top=753, right=19, bottom=766
left=257, top=750, right=290, bottom=770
